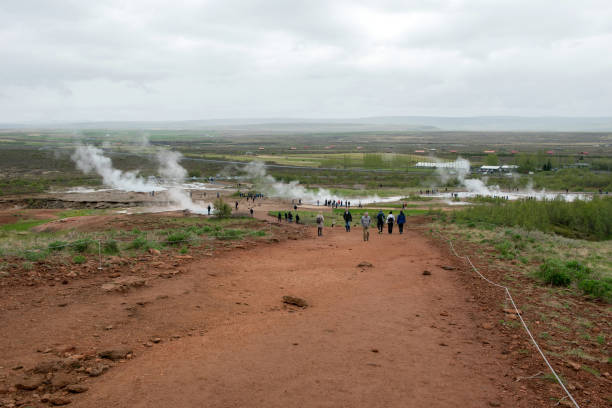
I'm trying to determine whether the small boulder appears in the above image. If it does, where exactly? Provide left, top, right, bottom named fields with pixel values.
left=49, top=395, right=72, bottom=406
left=51, top=372, right=76, bottom=389
left=148, top=248, right=161, bottom=256
left=98, top=348, right=132, bottom=361
left=66, top=384, right=88, bottom=394
left=14, top=374, right=45, bottom=390
left=33, top=359, right=62, bottom=374
left=357, top=261, right=373, bottom=268
left=282, top=296, right=308, bottom=308
left=482, top=322, right=494, bottom=330
left=422, top=270, right=432, bottom=276
left=86, top=364, right=108, bottom=377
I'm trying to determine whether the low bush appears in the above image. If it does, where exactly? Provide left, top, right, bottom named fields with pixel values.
left=102, top=240, right=120, bottom=255
left=48, top=240, right=68, bottom=251
left=71, top=239, right=92, bottom=253
left=535, top=259, right=572, bottom=286
left=214, top=198, right=232, bottom=218
left=72, top=255, right=86, bottom=264
left=578, top=279, right=612, bottom=301
left=165, top=231, right=190, bottom=245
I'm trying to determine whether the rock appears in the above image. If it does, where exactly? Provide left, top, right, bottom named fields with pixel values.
left=148, top=248, right=161, bottom=255
left=85, top=364, right=108, bottom=377
left=357, top=262, right=373, bottom=268
left=50, top=372, right=76, bottom=389
left=482, top=322, right=494, bottom=330
left=65, top=271, right=78, bottom=278
left=502, top=308, right=522, bottom=315
left=504, top=313, right=518, bottom=320
left=441, top=266, right=455, bottom=270
left=101, top=283, right=117, bottom=292
left=422, top=270, right=431, bottom=275
left=49, top=395, right=72, bottom=405
left=102, top=276, right=146, bottom=292
left=488, top=402, right=501, bottom=407
left=150, top=337, right=162, bottom=344
left=33, top=359, right=62, bottom=373
left=66, top=384, right=88, bottom=394
left=98, top=348, right=132, bottom=361
left=14, top=375, right=45, bottom=390
left=40, top=393, right=51, bottom=403
left=282, top=295, right=308, bottom=308
left=566, top=361, right=581, bottom=371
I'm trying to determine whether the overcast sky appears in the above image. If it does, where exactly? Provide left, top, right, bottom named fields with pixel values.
left=1, top=0, right=612, bottom=122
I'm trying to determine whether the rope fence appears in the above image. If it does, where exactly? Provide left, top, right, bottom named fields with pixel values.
left=437, top=231, right=581, bottom=408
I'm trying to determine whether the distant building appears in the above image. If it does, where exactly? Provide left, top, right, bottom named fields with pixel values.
left=479, top=165, right=518, bottom=174
left=483, top=150, right=496, bottom=153
left=416, top=162, right=470, bottom=169
left=414, top=150, right=425, bottom=153
left=258, top=147, right=265, bottom=150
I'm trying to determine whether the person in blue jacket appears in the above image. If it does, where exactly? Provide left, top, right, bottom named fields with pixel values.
left=397, top=210, right=406, bottom=234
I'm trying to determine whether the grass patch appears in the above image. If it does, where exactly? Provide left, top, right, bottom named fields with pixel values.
left=0, top=219, right=51, bottom=232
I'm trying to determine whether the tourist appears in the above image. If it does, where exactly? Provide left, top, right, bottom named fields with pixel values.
left=235, top=201, right=239, bottom=210
left=387, top=211, right=395, bottom=234
left=361, top=212, right=371, bottom=242
left=343, top=210, right=352, bottom=232
left=288, top=212, right=293, bottom=223
left=295, top=213, right=300, bottom=224
left=249, top=208, right=254, bottom=217
left=397, top=210, right=406, bottom=234
left=277, top=212, right=282, bottom=222
left=207, top=204, right=211, bottom=215
left=316, top=213, right=324, bottom=236
left=376, top=210, right=385, bottom=234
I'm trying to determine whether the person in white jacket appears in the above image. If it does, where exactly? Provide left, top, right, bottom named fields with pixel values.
left=316, top=213, right=324, bottom=237
left=386, top=211, right=395, bottom=234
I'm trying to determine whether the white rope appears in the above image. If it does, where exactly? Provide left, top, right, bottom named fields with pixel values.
left=439, top=232, right=581, bottom=408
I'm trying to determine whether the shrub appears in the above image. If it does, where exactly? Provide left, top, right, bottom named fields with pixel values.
left=127, top=236, right=150, bottom=250
left=23, top=249, right=48, bottom=262
left=48, top=240, right=68, bottom=251
left=535, top=259, right=572, bottom=286
left=214, top=198, right=232, bottom=218
left=102, top=240, right=120, bottom=255
left=578, top=279, right=612, bottom=301
left=72, top=255, right=86, bottom=264
left=166, top=231, right=190, bottom=245
left=71, top=239, right=92, bottom=253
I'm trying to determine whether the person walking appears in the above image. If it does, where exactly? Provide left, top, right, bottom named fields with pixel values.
left=295, top=213, right=300, bottom=224
left=235, top=201, right=239, bottom=210
left=387, top=211, right=395, bottom=234
left=343, top=210, right=352, bottom=232
left=397, top=210, right=406, bottom=234
left=207, top=204, right=211, bottom=215
left=316, top=213, right=324, bottom=237
left=249, top=208, right=254, bottom=217
left=288, top=212, right=293, bottom=223
left=277, top=212, right=282, bottom=222
left=376, top=210, right=385, bottom=234
left=361, top=212, right=371, bottom=241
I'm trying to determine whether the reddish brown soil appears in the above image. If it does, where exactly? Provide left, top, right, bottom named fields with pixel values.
left=3, top=219, right=603, bottom=407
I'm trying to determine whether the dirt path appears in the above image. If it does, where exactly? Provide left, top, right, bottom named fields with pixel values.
left=58, top=225, right=526, bottom=408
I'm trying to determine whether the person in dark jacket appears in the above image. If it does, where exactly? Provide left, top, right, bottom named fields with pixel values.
left=295, top=213, right=300, bottom=224
left=343, top=210, right=352, bottom=232
left=376, top=210, right=385, bottom=234
left=278, top=212, right=282, bottom=222
left=288, top=212, right=293, bottom=223
left=397, top=210, right=406, bottom=234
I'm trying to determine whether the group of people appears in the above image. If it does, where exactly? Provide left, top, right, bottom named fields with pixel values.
left=313, top=209, right=408, bottom=241
left=239, top=192, right=265, bottom=201
left=321, top=199, right=352, bottom=208
left=278, top=211, right=300, bottom=224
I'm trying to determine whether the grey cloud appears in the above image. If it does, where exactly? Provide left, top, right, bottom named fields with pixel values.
left=0, top=0, right=611, bottom=121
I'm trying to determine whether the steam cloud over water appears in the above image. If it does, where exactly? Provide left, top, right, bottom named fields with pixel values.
left=71, top=145, right=208, bottom=212
left=71, top=145, right=162, bottom=192
left=434, top=157, right=587, bottom=201
left=244, top=161, right=401, bottom=204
